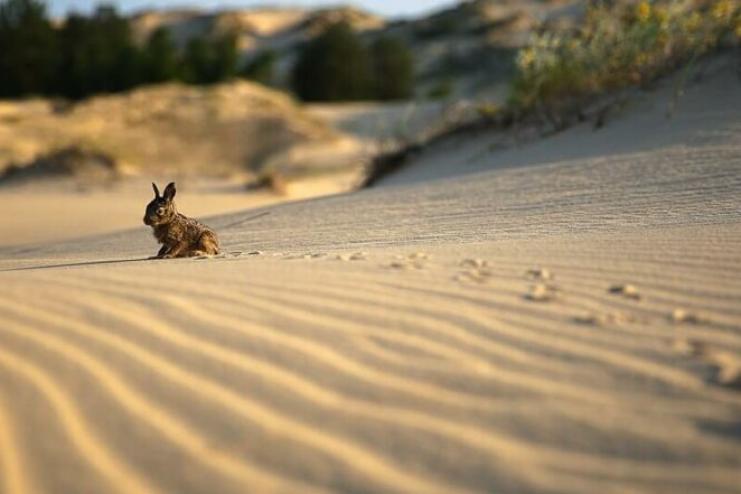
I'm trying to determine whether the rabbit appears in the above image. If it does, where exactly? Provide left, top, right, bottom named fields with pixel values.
left=143, top=182, right=220, bottom=258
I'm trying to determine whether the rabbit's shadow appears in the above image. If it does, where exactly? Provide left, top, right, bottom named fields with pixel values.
left=1, top=257, right=154, bottom=272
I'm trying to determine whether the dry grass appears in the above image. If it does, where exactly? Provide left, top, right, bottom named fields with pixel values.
left=509, top=0, right=740, bottom=122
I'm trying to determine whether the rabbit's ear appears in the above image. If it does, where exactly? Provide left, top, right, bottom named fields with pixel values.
left=152, top=182, right=160, bottom=198
left=163, top=182, right=176, bottom=202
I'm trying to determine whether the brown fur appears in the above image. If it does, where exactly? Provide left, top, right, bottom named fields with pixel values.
left=143, top=182, right=220, bottom=258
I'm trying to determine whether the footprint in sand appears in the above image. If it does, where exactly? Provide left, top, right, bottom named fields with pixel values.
left=194, top=253, right=229, bottom=260
left=573, top=311, right=635, bottom=326
left=335, top=252, right=368, bottom=261
left=460, top=258, right=488, bottom=269
left=672, top=338, right=740, bottom=390
left=608, top=283, right=642, bottom=300
left=196, top=250, right=257, bottom=260
left=524, top=283, right=558, bottom=302
left=284, top=252, right=327, bottom=260
left=526, top=267, right=553, bottom=281
left=670, top=308, right=701, bottom=324
left=454, top=258, right=492, bottom=283
left=387, top=252, right=430, bottom=270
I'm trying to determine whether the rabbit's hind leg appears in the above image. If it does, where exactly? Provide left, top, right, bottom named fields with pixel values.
left=197, top=231, right=220, bottom=256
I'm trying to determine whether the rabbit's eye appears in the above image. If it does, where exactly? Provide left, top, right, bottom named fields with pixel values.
left=156, top=208, right=165, bottom=215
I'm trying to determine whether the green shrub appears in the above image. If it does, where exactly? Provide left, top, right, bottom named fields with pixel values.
left=182, top=33, right=238, bottom=85
left=0, top=0, right=58, bottom=97
left=510, top=0, right=740, bottom=116
left=0, top=0, right=242, bottom=99
left=371, top=36, right=414, bottom=100
left=241, top=49, right=277, bottom=85
left=292, top=22, right=374, bottom=102
left=143, top=27, right=178, bottom=83
left=427, top=79, right=454, bottom=100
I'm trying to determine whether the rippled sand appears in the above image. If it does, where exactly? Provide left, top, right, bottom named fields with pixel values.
left=0, top=60, right=739, bottom=493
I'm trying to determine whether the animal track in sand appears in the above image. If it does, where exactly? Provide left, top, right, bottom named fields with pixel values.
left=670, top=308, right=701, bottom=324
left=524, top=283, right=559, bottom=302
left=459, top=258, right=488, bottom=269
left=526, top=267, right=553, bottom=281
left=573, top=311, right=636, bottom=326
left=672, top=338, right=741, bottom=390
left=387, top=252, right=430, bottom=270
left=194, top=253, right=226, bottom=260
left=193, top=251, right=264, bottom=260
left=453, top=258, right=492, bottom=283
left=284, top=252, right=328, bottom=260
left=608, top=284, right=641, bottom=300
left=335, top=252, right=368, bottom=261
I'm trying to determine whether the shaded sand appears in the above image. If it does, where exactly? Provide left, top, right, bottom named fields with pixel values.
left=0, top=173, right=362, bottom=248
left=0, top=180, right=279, bottom=248
left=1, top=63, right=740, bottom=493
left=380, top=55, right=741, bottom=187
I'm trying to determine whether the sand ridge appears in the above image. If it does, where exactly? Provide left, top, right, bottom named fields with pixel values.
left=1, top=228, right=741, bottom=492
left=0, top=58, right=740, bottom=493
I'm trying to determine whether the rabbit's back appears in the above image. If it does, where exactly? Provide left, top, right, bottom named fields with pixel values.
left=157, top=213, right=220, bottom=255
left=178, top=213, right=219, bottom=246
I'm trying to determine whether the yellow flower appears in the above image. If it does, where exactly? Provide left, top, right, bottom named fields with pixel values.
left=712, top=0, right=733, bottom=20
left=518, top=48, right=536, bottom=71
left=653, top=6, right=668, bottom=28
left=636, top=1, right=651, bottom=23
left=684, top=12, right=701, bottom=32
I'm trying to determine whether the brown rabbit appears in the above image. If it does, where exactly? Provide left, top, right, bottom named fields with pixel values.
left=143, top=182, right=220, bottom=258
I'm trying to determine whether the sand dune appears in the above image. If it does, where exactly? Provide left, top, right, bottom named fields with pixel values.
left=1, top=61, right=740, bottom=493
left=1, top=231, right=740, bottom=493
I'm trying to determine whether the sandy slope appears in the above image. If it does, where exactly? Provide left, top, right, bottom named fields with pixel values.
left=0, top=174, right=362, bottom=248
left=1, top=62, right=740, bottom=493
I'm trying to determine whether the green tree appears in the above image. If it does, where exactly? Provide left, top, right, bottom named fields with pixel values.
left=0, top=0, right=58, bottom=97
left=57, top=5, right=143, bottom=99
left=291, top=22, right=373, bottom=102
left=371, top=36, right=414, bottom=100
left=88, top=5, right=143, bottom=93
left=210, top=32, right=238, bottom=82
left=242, top=49, right=276, bottom=85
left=143, top=27, right=178, bottom=83
left=181, top=33, right=238, bottom=84
left=181, top=37, right=211, bottom=84
left=57, top=13, right=96, bottom=98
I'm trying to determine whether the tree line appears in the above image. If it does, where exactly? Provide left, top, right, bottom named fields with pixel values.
left=0, top=0, right=414, bottom=101
left=0, top=0, right=237, bottom=99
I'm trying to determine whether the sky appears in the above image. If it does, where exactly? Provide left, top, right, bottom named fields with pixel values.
left=46, top=0, right=458, bottom=19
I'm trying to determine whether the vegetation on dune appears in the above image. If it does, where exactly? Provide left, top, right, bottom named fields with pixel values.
left=242, top=49, right=278, bottom=86
left=0, top=0, right=415, bottom=103
left=0, top=0, right=240, bottom=100
left=141, top=27, right=179, bottom=83
left=181, top=32, right=238, bottom=85
left=291, top=22, right=414, bottom=102
left=509, top=0, right=741, bottom=121
left=0, top=0, right=57, bottom=97
left=291, top=22, right=375, bottom=102
left=371, top=36, right=414, bottom=101
left=56, top=6, right=141, bottom=98
left=364, top=1, right=741, bottom=187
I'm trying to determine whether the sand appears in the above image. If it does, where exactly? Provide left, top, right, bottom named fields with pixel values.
left=0, top=58, right=740, bottom=493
